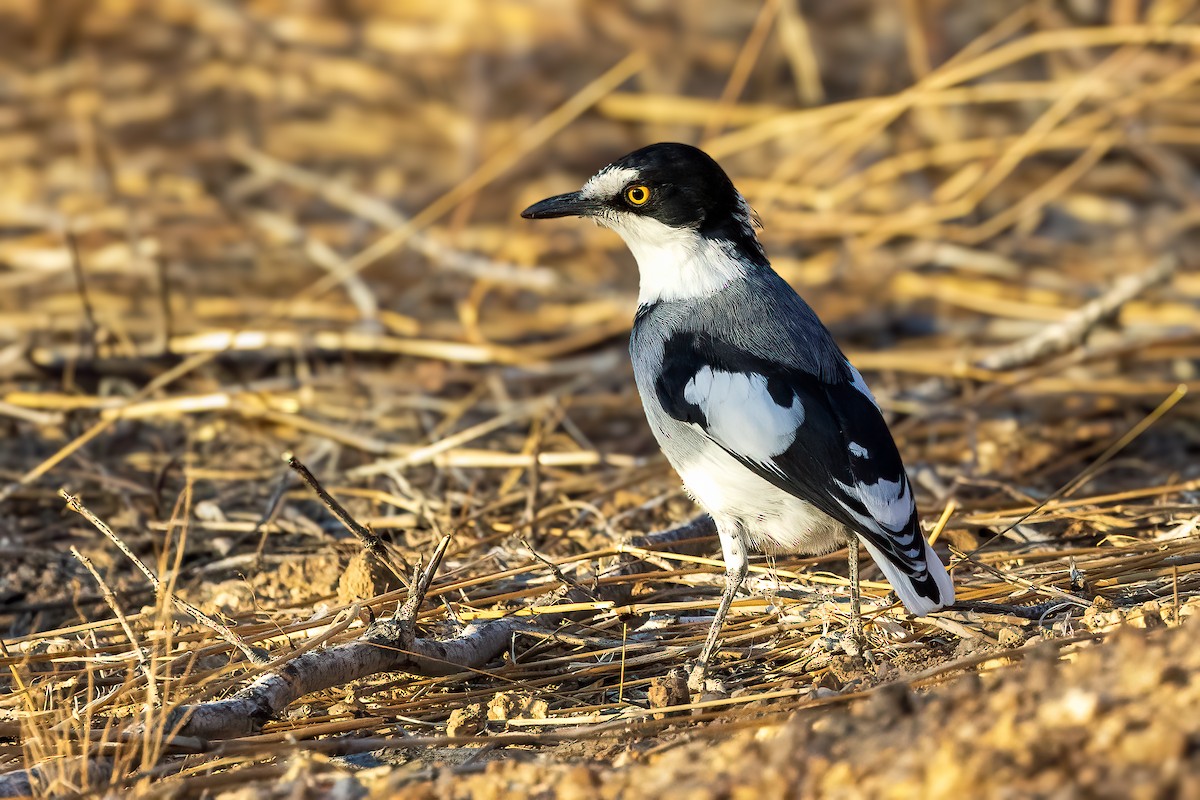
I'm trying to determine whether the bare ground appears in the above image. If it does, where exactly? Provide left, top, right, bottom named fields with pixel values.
left=373, top=623, right=1200, bottom=800
left=2, top=1, right=1200, bottom=797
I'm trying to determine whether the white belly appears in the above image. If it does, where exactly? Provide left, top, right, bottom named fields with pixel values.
left=675, top=441, right=846, bottom=555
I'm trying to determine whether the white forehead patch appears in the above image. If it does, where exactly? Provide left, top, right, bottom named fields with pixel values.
left=580, top=166, right=639, bottom=200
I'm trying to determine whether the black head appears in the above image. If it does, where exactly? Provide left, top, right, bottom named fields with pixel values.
left=521, top=143, right=764, bottom=262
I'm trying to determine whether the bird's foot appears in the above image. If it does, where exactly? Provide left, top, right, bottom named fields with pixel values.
left=820, top=626, right=875, bottom=665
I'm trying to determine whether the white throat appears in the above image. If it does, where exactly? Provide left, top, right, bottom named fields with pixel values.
left=605, top=215, right=750, bottom=305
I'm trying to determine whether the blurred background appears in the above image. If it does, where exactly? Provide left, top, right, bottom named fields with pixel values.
left=2, top=1, right=1200, bottom=796
left=1, top=1, right=1194, bottom=368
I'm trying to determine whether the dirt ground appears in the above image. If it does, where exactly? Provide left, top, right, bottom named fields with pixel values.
left=2, top=1, right=1200, bottom=797
left=370, top=622, right=1200, bottom=800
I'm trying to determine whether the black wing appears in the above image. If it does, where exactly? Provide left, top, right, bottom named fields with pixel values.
left=656, top=329, right=950, bottom=611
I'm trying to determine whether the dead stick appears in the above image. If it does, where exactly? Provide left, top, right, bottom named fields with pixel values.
left=908, top=254, right=1179, bottom=402
left=166, top=535, right=454, bottom=740
left=0, top=516, right=715, bottom=793
left=68, top=546, right=158, bottom=705
left=65, top=229, right=99, bottom=354
left=60, top=490, right=267, bottom=666
left=398, top=535, right=451, bottom=622
left=523, top=537, right=602, bottom=602
left=283, top=452, right=412, bottom=585
left=156, top=518, right=711, bottom=741
left=975, top=254, right=1178, bottom=371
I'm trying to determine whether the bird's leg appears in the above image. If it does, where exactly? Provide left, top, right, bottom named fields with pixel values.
left=689, top=526, right=749, bottom=693
left=846, top=534, right=864, bottom=652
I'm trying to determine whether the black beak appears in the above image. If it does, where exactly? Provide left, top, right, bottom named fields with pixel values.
left=520, top=191, right=602, bottom=220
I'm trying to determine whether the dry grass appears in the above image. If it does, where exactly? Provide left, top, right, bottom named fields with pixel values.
left=1, top=0, right=1200, bottom=796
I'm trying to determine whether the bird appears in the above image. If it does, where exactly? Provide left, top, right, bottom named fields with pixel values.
left=521, top=142, right=954, bottom=686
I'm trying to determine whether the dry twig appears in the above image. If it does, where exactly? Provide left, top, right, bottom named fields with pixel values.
left=284, top=452, right=412, bottom=585
left=60, top=490, right=267, bottom=666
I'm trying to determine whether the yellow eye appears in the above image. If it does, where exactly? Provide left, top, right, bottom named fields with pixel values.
left=625, top=185, right=651, bottom=206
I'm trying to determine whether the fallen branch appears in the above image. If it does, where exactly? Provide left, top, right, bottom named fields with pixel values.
left=169, top=516, right=717, bottom=741
left=168, top=534, right=456, bottom=740
left=907, top=254, right=1178, bottom=402
left=0, top=502, right=716, bottom=796
left=974, top=254, right=1177, bottom=371
left=0, top=757, right=114, bottom=798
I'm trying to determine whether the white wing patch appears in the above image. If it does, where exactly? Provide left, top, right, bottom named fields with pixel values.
left=683, top=367, right=804, bottom=462
left=849, top=442, right=869, bottom=458
left=834, top=475, right=915, bottom=537
left=857, top=475, right=913, bottom=532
